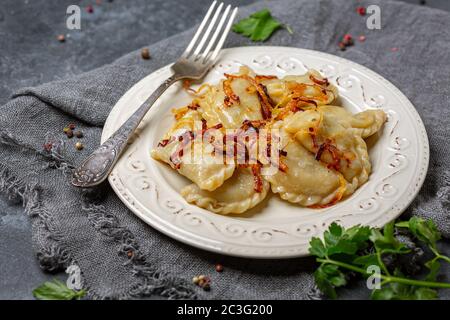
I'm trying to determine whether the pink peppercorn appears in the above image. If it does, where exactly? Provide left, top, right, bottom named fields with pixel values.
left=343, top=34, right=353, bottom=42
left=357, top=7, right=366, bottom=16
left=86, top=5, right=94, bottom=13
left=43, top=143, right=53, bottom=152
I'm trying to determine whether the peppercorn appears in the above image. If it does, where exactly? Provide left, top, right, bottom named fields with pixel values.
left=203, top=283, right=211, bottom=291
left=68, top=123, right=76, bottom=130
left=66, top=129, right=74, bottom=138
left=57, top=34, right=65, bottom=42
left=356, top=6, right=366, bottom=16
left=343, top=37, right=354, bottom=46
left=43, top=143, right=53, bottom=152
left=141, top=48, right=151, bottom=60
left=343, top=34, right=353, bottom=42
left=75, top=142, right=84, bottom=150
left=86, top=5, right=94, bottom=13
left=215, top=264, right=224, bottom=272
left=358, top=35, right=366, bottom=42
left=338, top=42, right=346, bottom=51
left=75, top=131, right=83, bottom=138
left=127, top=250, right=133, bottom=258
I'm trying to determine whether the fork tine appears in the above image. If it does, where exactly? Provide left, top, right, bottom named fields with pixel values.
left=210, top=7, right=238, bottom=61
left=182, top=1, right=217, bottom=58
left=192, top=2, right=224, bottom=57
left=200, top=4, right=231, bottom=61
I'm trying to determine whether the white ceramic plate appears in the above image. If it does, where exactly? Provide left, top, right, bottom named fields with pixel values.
left=102, top=46, right=429, bottom=258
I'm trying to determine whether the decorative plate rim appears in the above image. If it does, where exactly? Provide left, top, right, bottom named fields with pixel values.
left=103, top=46, right=430, bottom=259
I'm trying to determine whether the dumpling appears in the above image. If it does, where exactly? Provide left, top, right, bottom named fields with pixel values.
left=151, top=108, right=235, bottom=191
left=348, top=108, right=387, bottom=138
left=152, top=67, right=385, bottom=214
left=181, top=167, right=270, bottom=214
left=262, top=69, right=338, bottom=108
left=263, top=122, right=352, bottom=207
left=283, top=106, right=385, bottom=189
left=301, top=105, right=386, bottom=138
left=195, top=66, right=264, bottom=128
left=194, top=67, right=338, bottom=129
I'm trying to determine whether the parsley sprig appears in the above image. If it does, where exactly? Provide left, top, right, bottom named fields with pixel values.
left=33, top=279, right=86, bottom=300
left=309, top=217, right=450, bottom=299
left=232, top=9, right=284, bottom=42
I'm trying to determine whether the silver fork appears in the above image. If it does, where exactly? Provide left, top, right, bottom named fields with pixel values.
left=72, top=1, right=238, bottom=187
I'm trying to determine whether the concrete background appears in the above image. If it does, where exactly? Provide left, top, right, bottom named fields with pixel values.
left=0, top=0, right=448, bottom=300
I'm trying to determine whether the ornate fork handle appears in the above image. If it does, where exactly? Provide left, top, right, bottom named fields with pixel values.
left=72, top=74, right=181, bottom=187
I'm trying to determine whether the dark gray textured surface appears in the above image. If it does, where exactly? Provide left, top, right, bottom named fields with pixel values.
left=0, top=0, right=449, bottom=300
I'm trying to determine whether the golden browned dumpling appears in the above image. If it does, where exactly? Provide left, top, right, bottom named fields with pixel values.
left=263, top=121, right=352, bottom=207
left=284, top=106, right=386, bottom=191
left=151, top=109, right=235, bottom=191
left=181, top=167, right=270, bottom=214
left=151, top=66, right=386, bottom=213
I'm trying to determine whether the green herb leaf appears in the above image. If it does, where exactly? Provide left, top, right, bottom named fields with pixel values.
left=309, top=237, right=327, bottom=258
left=353, top=254, right=380, bottom=271
left=232, top=9, right=282, bottom=41
left=33, top=279, right=86, bottom=300
left=408, top=217, right=441, bottom=249
left=310, top=223, right=371, bottom=258
left=309, top=220, right=450, bottom=300
left=372, top=270, right=438, bottom=300
left=343, top=225, right=371, bottom=250
left=369, top=222, right=410, bottom=255
left=413, top=287, right=438, bottom=300
left=425, top=259, right=441, bottom=281
left=314, top=264, right=347, bottom=299
left=371, top=287, right=395, bottom=300
left=372, top=284, right=438, bottom=300
left=394, top=221, right=410, bottom=228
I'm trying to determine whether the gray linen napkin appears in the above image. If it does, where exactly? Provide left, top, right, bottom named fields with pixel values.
left=1, top=0, right=449, bottom=299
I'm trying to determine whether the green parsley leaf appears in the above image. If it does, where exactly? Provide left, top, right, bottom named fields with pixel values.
left=413, top=287, right=438, bottom=300
left=372, top=270, right=437, bottom=300
left=408, top=217, right=441, bottom=249
left=232, top=9, right=282, bottom=41
left=370, top=222, right=410, bottom=255
left=343, top=225, right=371, bottom=250
left=394, top=221, right=410, bottom=228
left=372, top=284, right=437, bottom=300
left=314, top=264, right=347, bottom=299
left=309, top=223, right=372, bottom=259
left=33, top=279, right=86, bottom=300
left=309, top=220, right=450, bottom=300
left=396, top=217, right=441, bottom=249
left=371, top=287, right=395, bottom=300
left=425, top=259, right=441, bottom=281
left=353, top=254, right=380, bottom=271
left=309, top=237, right=327, bottom=258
